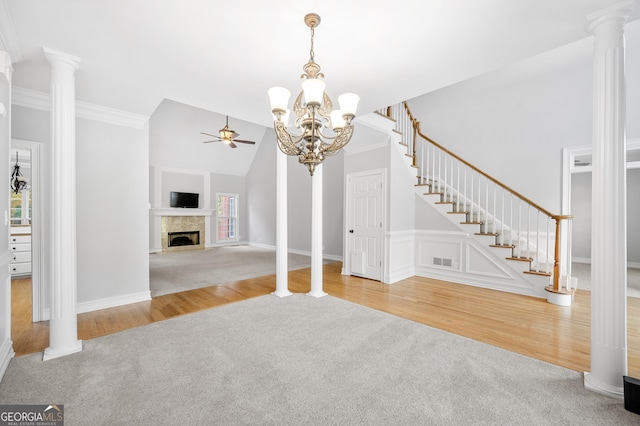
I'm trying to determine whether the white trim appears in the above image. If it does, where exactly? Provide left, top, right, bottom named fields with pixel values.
left=12, top=139, right=45, bottom=322
left=151, top=208, right=215, bottom=217
left=11, top=87, right=149, bottom=129
left=344, top=168, right=387, bottom=281
left=572, top=257, right=640, bottom=269
left=248, top=243, right=342, bottom=262
left=215, top=192, right=240, bottom=244
left=0, top=1, right=23, bottom=62
left=385, top=229, right=415, bottom=283
left=0, top=338, right=14, bottom=381
left=584, top=372, right=624, bottom=400
left=76, top=291, right=151, bottom=314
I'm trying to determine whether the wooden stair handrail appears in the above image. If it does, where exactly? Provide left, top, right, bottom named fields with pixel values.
left=403, top=102, right=570, bottom=222
left=402, top=101, right=574, bottom=293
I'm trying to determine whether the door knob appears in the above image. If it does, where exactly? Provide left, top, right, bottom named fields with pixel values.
left=349, top=230, right=354, bottom=233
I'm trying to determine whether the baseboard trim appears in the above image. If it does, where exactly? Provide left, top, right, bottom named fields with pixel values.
left=0, top=338, right=15, bottom=381
left=572, top=258, right=640, bottom=269
left=77, top=291, right=151, bottom=314
left=248, top=243, right=342, bottom=262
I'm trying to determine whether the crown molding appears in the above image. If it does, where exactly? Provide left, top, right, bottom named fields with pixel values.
left=0, top=0, right=24, bottom=62
left=12, top=86, right=149, bottom=129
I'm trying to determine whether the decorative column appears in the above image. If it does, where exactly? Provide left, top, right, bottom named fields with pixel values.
left=273, top=148, right=291, bottom=297
left=308, top=164, right=326, bottom=298
left=584, top=0, right=634, bottom=398
left=43, top=47, right=83, bottom=361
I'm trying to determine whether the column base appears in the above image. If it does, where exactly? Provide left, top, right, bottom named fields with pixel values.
left=545, top=286, right=574, bottom=306
left=584, top=372, right=624, bottom=400
left=272, top=289, right=293, bottom=298
left=43, top=340, right=83, bottom=361
left=307, top=290, right=327, bottom=298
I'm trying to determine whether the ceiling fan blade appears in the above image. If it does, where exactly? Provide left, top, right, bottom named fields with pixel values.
left=233, top=139, right=256, bottom=145
left=228, top=141, right=238, bottom=149
left=202, top=140, right=222, bottom=144
left=201, top=132, right=218, bottom=138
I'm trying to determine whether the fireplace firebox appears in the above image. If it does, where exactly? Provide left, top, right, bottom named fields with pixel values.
left=168, top=231, right=200, bottom=247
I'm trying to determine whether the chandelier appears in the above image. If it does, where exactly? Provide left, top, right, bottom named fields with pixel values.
left=10, top=151, right=28, bottom=194
left=268, top=13, right=359, bottom=176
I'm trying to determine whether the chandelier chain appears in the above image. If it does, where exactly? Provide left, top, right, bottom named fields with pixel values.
left=309, top=25, right=315, bottom=61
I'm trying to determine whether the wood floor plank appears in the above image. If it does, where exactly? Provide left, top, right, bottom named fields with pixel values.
left=10, top=263, right=640, bottom=379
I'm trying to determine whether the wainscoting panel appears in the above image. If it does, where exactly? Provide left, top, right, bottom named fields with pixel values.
left=415, top=230, right=538, bottom=297
left=386, top=230, right=415, bottom=284
left=0, top=251, right=15, bottom=380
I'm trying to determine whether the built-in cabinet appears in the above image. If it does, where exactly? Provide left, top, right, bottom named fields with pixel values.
left=10, top=226, right=31, bottom=277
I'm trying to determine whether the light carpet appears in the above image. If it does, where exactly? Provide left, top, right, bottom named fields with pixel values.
left=0, top=294, right=637, bottom=425
left=150, top=245, right=320, bottom=297
left=571, top=263, right=640, bottom=298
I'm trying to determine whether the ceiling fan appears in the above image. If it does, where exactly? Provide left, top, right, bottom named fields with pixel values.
left=201, top=116, right=256, bottom=149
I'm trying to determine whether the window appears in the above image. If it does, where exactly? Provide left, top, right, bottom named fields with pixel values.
left=10, top=188, right=31, bottom=225
left=217, top=193, right=238, bottom=242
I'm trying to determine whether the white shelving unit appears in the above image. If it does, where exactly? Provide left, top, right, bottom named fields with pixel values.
left=10, top=226, right=31, bottom=277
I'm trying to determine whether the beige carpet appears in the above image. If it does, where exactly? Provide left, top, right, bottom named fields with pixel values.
left=1, top=294, right=636, bottom=425
left=150, top=245, right=323, bottom=297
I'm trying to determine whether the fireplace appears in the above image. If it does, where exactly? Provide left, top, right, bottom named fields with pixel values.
left=168, top=231, right=200, bottom=247
left=161, top=215, right=206, bottom=252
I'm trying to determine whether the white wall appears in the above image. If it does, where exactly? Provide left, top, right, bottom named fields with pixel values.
left=246, top=130, right=277, bottom=247
left=75, top=118, right=150, bottom=306
left=0, top=52, right=14, bottom=379
left=11, top=103, right=150, bottom=313
left=407, top=20, right=640, bottom=216
left=246, top=127, right=346, bottom=259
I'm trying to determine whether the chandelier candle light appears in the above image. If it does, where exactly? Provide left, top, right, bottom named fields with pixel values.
left=10, top=151, right=28, bottom=194
left=268, top=13, right=359, bottom=176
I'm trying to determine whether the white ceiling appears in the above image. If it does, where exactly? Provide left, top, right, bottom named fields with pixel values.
left=2, top=0, right=635, bottom=129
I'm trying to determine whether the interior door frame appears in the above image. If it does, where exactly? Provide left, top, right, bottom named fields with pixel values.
left=12, top=139, right=44, bottom=322
left=561, top=138, right=640, bottom=268
left=343, top=168, right=387, bottom=281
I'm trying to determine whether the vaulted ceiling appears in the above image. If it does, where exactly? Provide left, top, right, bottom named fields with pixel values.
left=2, top=0, right=634, bottom=130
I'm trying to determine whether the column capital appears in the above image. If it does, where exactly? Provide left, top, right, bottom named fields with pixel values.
left=42, top=46, right=81, bottom=70
left=587, top=0, right=635, bottom=33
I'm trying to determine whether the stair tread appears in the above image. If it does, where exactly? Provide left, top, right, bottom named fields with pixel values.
left=475, top=232, right=498, bottom=236
left=525, top=270, right=552, bottom=277
left=447, top=212, right=467, bottom=215
left=490, top=244, right=515, bottom=249
left=506, top=257, right=533, bottom=262
left=415, top=184, right=431, bottom=187
left=460, top=221, right=482, bottom=225
left=435, top=201, right=455, bottom=205
left=423, top=192, right=442, bottom=195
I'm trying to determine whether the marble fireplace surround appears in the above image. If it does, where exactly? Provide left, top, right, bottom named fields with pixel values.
left=151, top=208, right=215, bottom=253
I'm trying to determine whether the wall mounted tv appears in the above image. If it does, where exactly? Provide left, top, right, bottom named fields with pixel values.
left=170, top=191, right=199, bottom=209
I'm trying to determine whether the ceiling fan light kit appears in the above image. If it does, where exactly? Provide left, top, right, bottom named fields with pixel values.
left=201, top=115, right=256, bottom=149
left=268, top=12, right=359, bottom=176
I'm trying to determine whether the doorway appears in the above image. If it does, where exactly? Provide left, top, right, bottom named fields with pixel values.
left=11, top=139, right=43, bottom=322
left=345, top=169, right=386, bottom=281
left=562, top=139, right=640, bottom=293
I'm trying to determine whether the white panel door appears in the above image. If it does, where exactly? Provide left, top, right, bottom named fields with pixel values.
left=348, top=171, right=384, bottom=281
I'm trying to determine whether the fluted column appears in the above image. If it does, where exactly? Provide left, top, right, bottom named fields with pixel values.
left=273, top=148, right=292, bottom=297
left=308, top=164, right=326, bottom=298
left=584, top=0, right=634, bottom=398
left=43, top=47, right=82, bottom=361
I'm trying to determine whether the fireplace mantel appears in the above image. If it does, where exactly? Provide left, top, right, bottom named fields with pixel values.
left=151, top=208, right=215, bottom=217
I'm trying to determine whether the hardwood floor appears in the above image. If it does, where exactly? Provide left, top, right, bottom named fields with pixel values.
left=10, top=263, right=640, bottom=377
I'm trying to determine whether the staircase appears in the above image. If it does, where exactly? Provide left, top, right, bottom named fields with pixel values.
left=380, top=103, right=575, bottom=305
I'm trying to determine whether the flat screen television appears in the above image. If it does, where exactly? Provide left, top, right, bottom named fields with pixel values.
left=170, top=191, right=199, bottom=208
